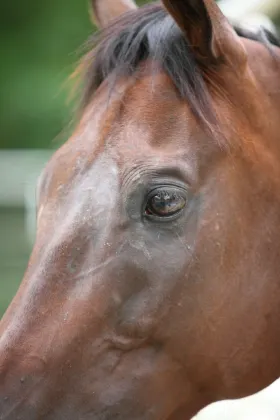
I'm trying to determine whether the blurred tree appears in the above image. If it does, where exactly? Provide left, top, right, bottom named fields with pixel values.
left=0, top=0, right=89, bottom=149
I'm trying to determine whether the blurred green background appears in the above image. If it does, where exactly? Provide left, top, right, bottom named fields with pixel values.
left=0, top=0, right=279, bottom=317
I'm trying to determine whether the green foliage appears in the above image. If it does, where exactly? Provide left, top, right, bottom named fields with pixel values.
left=0, top=1, right=91, bottom=149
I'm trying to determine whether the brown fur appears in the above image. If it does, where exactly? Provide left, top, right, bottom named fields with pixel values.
left=0, top=1, right=280, bottom=419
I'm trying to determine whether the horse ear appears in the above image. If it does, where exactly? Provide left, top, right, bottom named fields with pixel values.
left=162, top=0, right=247, bottom=68
left=90, top=0, right=138, bottom=29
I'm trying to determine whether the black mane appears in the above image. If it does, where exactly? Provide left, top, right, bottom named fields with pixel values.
left=80, top=3, right=279, bottom=130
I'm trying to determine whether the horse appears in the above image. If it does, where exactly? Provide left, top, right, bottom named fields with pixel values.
left=1, top=0, right=280, bottom=418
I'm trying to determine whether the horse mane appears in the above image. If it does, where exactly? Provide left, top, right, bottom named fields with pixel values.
left=79, top=2, right=279, bottom=132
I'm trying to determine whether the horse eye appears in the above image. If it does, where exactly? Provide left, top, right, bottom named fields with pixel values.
left=145, top=188, right=186, bottom=218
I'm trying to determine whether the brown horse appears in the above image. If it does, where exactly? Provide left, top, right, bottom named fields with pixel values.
left=1, top=0, right=280, bottom=418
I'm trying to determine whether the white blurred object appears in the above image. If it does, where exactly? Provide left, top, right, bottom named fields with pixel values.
left=0, top=150, right=52, bottom=244
left=219, top=0, right=280, bottom=20
left=219, top=0, right=279, bottom=35
left=193, top=379, right=280, bottom=420
left=235, top=12, right=277, bottom=34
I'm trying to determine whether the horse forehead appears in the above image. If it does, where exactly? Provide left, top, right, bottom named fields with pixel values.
left=41, top=72, right=194, bottom=200
left=39, top=84, right=124, bottom=199
left=121, top=72, right=191, bottom=126
left=107, top=73, right=195, bottom=157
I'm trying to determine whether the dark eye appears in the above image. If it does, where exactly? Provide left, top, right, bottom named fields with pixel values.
left=145, top=187, right=186, bottom=218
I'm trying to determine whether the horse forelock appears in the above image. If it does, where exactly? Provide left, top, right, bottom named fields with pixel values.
left=74, top=2, right=280, bottom=145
